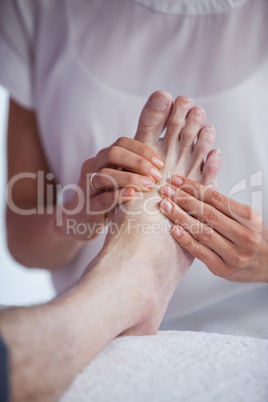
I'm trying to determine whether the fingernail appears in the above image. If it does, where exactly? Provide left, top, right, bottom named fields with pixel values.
left=150, top=167, right=162, bottom=181
left=161, top=186, right=176, bottom=197
left=122, top=188, right=135, bottom=197
left=160, top=199, right=173, bottom=212
left=150, top=92, right=170, bottom=110
left=171, top=176, right=184, bottom=186
left=152, top=156, right=164, bottom=169
left=142, top=177, right=154, bottom=189
left=172, top=225, right=182, bottom=238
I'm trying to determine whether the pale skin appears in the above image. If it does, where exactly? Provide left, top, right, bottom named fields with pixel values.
left=0, top=91, right=221, bottom=402
left=0, top=249, right=159, bottom=402
left=6, top=100, right=164, bottom=268
left=159, top=177, right=268, bottom=283
left=6, top=90, right=219, bottom=269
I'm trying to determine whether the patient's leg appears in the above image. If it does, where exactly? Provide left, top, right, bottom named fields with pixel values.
left=101, top=91, right=221, bottom=334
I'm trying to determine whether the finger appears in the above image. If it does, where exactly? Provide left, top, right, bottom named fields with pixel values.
left=114, top=137, right=164, bottom=169
left=94, top=145, right=163, bottom=182
left=96, top=139, right=164, bottom=170
left=171, top=225, right=227, bottom=278
left=169, top=176, right=262, bottom=231
left=89, top=187, right=136, bottom=214
left=160, top=185, right=245, bottom=244
left=159, top=197, right=237, bottom=265
left=91, top=168, right=155, bottom=192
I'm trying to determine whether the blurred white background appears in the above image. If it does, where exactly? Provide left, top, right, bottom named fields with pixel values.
left=0, top=84, right=54, bottom=306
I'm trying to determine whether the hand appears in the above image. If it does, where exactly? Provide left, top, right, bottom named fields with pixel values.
left=159, top=176, right=268, bottom=283
left=62, top=137, right=164, bottom=240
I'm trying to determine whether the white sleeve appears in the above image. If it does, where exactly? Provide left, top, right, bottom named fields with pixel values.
left=0, top=0, right=36, bottom=109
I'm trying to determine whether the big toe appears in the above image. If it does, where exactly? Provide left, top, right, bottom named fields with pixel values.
left=135, top=91, right=173, bottom=146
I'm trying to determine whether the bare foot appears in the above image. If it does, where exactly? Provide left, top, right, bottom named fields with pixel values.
left=101, top=91, right=221, bottom=335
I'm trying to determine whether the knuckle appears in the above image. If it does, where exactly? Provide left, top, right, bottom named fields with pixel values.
left=128, top=173, right=141, bottom=190
left=115, top=136, right=129, bottom=148
left=177, top=194, right=191, bottom=209
left=189, top=113, right=202, bottom=124
left=167, top=112, right=185, bottom=132
left=97, top=168, right=117, bottom=189
left=196, top=140, right=211, bottom=154
left=107, top=146, right=120, bottom=162
left=139, top=113, right=157, bottom=131
left=205, top=208, right=218, bottom=225
left=195, top=246, right=208, bottom=262
left=81, top=159, right=91, bottom=175
left=180, top=133, right=194, bottom=147
left=210, top=190, right=225, bottom=207
left=198, top=225, right=213, bottom=243
left=205, top=164, right=220, bottom=176
left=234, top=253, right=248, bottom=269
left=241, top=205, right=252, bottom=221
left=246, top=231, right=261, bottom=254
left=180, top=231, right=192, bottom=248
left=181, top=182, right=199, bottom=198
left=250, top=210, right=263, bottom=232
left=239, top=229, right=251, bottom=246
left=251, top=232, right=262, bottom=250
left=135, top=156, right=147, bottom=170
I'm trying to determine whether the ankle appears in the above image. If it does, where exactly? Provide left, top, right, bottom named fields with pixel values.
left=82, top=247, right=159, bottom=331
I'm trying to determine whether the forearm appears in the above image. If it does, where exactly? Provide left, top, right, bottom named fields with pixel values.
left=0, top=253, right=136, bottom=402
left=6, top=207, right=84, bottom=269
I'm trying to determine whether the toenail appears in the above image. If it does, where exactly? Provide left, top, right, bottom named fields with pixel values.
left=195, top=107, right=205, bottom=115
left=161, top=186, right=176, bottom=197
left=171, top=176, right=184, bottom=187
left=160, top=199, right=173, bottom=212
left=206, top=125, right=215, bottom=131
left=179, top=96, right=192, bottom=103
left=149, top=92, right=170, bottom=110
left=122, top=188, right=135, bottom=197
left=142, top=177, right=154, bottom=189
left=214, top=149, right=222, bottom=156
left=150, top=167, right=162, bottom=181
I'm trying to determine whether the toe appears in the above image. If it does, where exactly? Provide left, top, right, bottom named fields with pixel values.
left=202, top=149, right=222, bottom=189
left=170, top=106, right=206, bottom=177
left=187, top=124, right=216, bottom=178
left=162, top=95, right=194, bottom=147
left=178, top=106, right=206, bottom=155
left=135, top=91, right=173, bottom=146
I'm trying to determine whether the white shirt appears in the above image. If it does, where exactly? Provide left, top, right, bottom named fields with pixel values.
left=0, top=0, right=267, bottom=337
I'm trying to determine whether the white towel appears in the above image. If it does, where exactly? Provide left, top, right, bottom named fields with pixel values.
left=61, top=331, right=268, bottom=402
